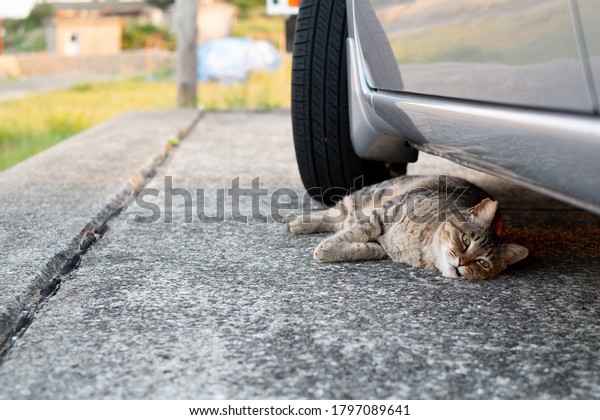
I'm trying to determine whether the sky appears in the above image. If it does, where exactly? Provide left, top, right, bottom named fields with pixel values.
left=0, top=0, right=36, bottom=19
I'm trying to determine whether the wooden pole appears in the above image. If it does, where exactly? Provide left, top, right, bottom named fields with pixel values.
left=175, top=0, right=198, bottom=108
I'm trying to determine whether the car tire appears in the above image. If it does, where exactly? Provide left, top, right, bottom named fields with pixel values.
left=291, top=0, right=397, bottom=206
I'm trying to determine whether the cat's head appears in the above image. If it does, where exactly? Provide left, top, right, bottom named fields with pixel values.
left=434, top=198, right=528, bottom=280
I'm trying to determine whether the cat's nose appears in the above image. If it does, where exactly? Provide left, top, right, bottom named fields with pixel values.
left=458, top=257, right=466, bottom=266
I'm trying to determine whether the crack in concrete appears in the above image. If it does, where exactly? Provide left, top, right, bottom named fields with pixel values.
left=0, top=112, right=203, bottom=362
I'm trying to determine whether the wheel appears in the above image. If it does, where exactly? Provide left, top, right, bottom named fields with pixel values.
left=291, top=0, right=395, bottom=206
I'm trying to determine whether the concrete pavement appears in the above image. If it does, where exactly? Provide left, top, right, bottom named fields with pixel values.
left=0, top=110, right=599, bottom=398
left=0, top=110, right=200, bottom=344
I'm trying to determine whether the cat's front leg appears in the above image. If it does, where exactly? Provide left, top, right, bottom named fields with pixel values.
left=314, top=241, right=387, bottom=263
left=313, top=222, right=386, bottom=263
left=282, top=208, right=343, bottom=234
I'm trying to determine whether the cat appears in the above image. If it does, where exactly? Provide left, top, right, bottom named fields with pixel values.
left=283, top=175, right=528, bottom=280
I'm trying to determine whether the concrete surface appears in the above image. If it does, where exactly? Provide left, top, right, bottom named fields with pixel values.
left=0, top=110, right=599, bottom=399
left=0, top=110, right=200, bottom=343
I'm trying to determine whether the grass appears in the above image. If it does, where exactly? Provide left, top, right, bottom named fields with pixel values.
left=0, top=56, right=292, bottom=171
left=0, top=78, right=174, bottom=171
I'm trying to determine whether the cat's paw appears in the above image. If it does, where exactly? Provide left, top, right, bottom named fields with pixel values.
left=281, top=214, right=297, bottom=232
left=314, top=242, right=337, bottom=263
left=283, top=215, right=321, bottom=235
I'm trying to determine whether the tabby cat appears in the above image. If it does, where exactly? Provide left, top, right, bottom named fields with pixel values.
left=283, top=176, right=528, bottom=280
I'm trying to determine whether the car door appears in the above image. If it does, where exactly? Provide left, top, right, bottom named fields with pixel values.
left=358, top=0, right=595, bottom=113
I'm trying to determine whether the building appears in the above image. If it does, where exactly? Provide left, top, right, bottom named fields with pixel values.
left=42, top=0, right=165, bottom=56
left=42, top=0, right=239, bottom=56
left=197, top=0, right=238, bottom=44
left=49, top=10, right=123, bottom=56
left=39, top=1, right=166, bottom=26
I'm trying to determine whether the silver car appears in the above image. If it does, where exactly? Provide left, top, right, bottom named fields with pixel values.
left=291, top=0, right=600, bottom=214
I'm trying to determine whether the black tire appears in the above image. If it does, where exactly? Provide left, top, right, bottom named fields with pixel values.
left=291, top=0, right=391, bottom=206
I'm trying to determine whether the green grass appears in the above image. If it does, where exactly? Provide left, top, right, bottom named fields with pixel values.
left=0, top=79, right=175, bottom=171
left=0, top=56, right=291, bottom=171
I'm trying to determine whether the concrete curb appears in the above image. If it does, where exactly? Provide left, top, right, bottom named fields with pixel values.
left=0, top=109, right=201, bottom=349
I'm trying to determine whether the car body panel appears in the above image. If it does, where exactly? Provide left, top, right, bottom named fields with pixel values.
left=358, top=0, right=594, bottom=113
left=346, top=0, right=600, bottom=214
left=371, top=91, right=600, bottom=214
left=577, top=0, right=600, bottom=110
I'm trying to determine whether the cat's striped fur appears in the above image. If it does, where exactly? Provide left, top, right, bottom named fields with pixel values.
left=283, top=176, right=528, bottom=280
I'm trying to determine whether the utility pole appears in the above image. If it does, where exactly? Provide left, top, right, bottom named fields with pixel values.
left=175, top=0, right=198, bottom=108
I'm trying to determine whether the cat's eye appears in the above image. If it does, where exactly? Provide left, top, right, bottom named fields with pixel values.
left=461, top=233, right=471, bottom=247
left=478, top=259, right=490, bottom=269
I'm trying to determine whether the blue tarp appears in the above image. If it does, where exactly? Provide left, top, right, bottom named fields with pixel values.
left=198, top=37, right=281, bottom=83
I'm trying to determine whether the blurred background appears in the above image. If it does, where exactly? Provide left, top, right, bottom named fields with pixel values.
left=0, top=0, right=298, bottom=171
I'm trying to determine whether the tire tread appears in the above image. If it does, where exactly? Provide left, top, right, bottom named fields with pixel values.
left=291, top=0, right=389, bottom=205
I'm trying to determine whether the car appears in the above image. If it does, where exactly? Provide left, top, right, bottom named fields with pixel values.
left=290, top=0, right=600, bottom=214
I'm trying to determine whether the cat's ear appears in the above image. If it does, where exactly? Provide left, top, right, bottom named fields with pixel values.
left=469, top=198, right=498, bottom=226
left=491, top=213, right=502, bottom=236
left=502, top=244, right=529, bottom=266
